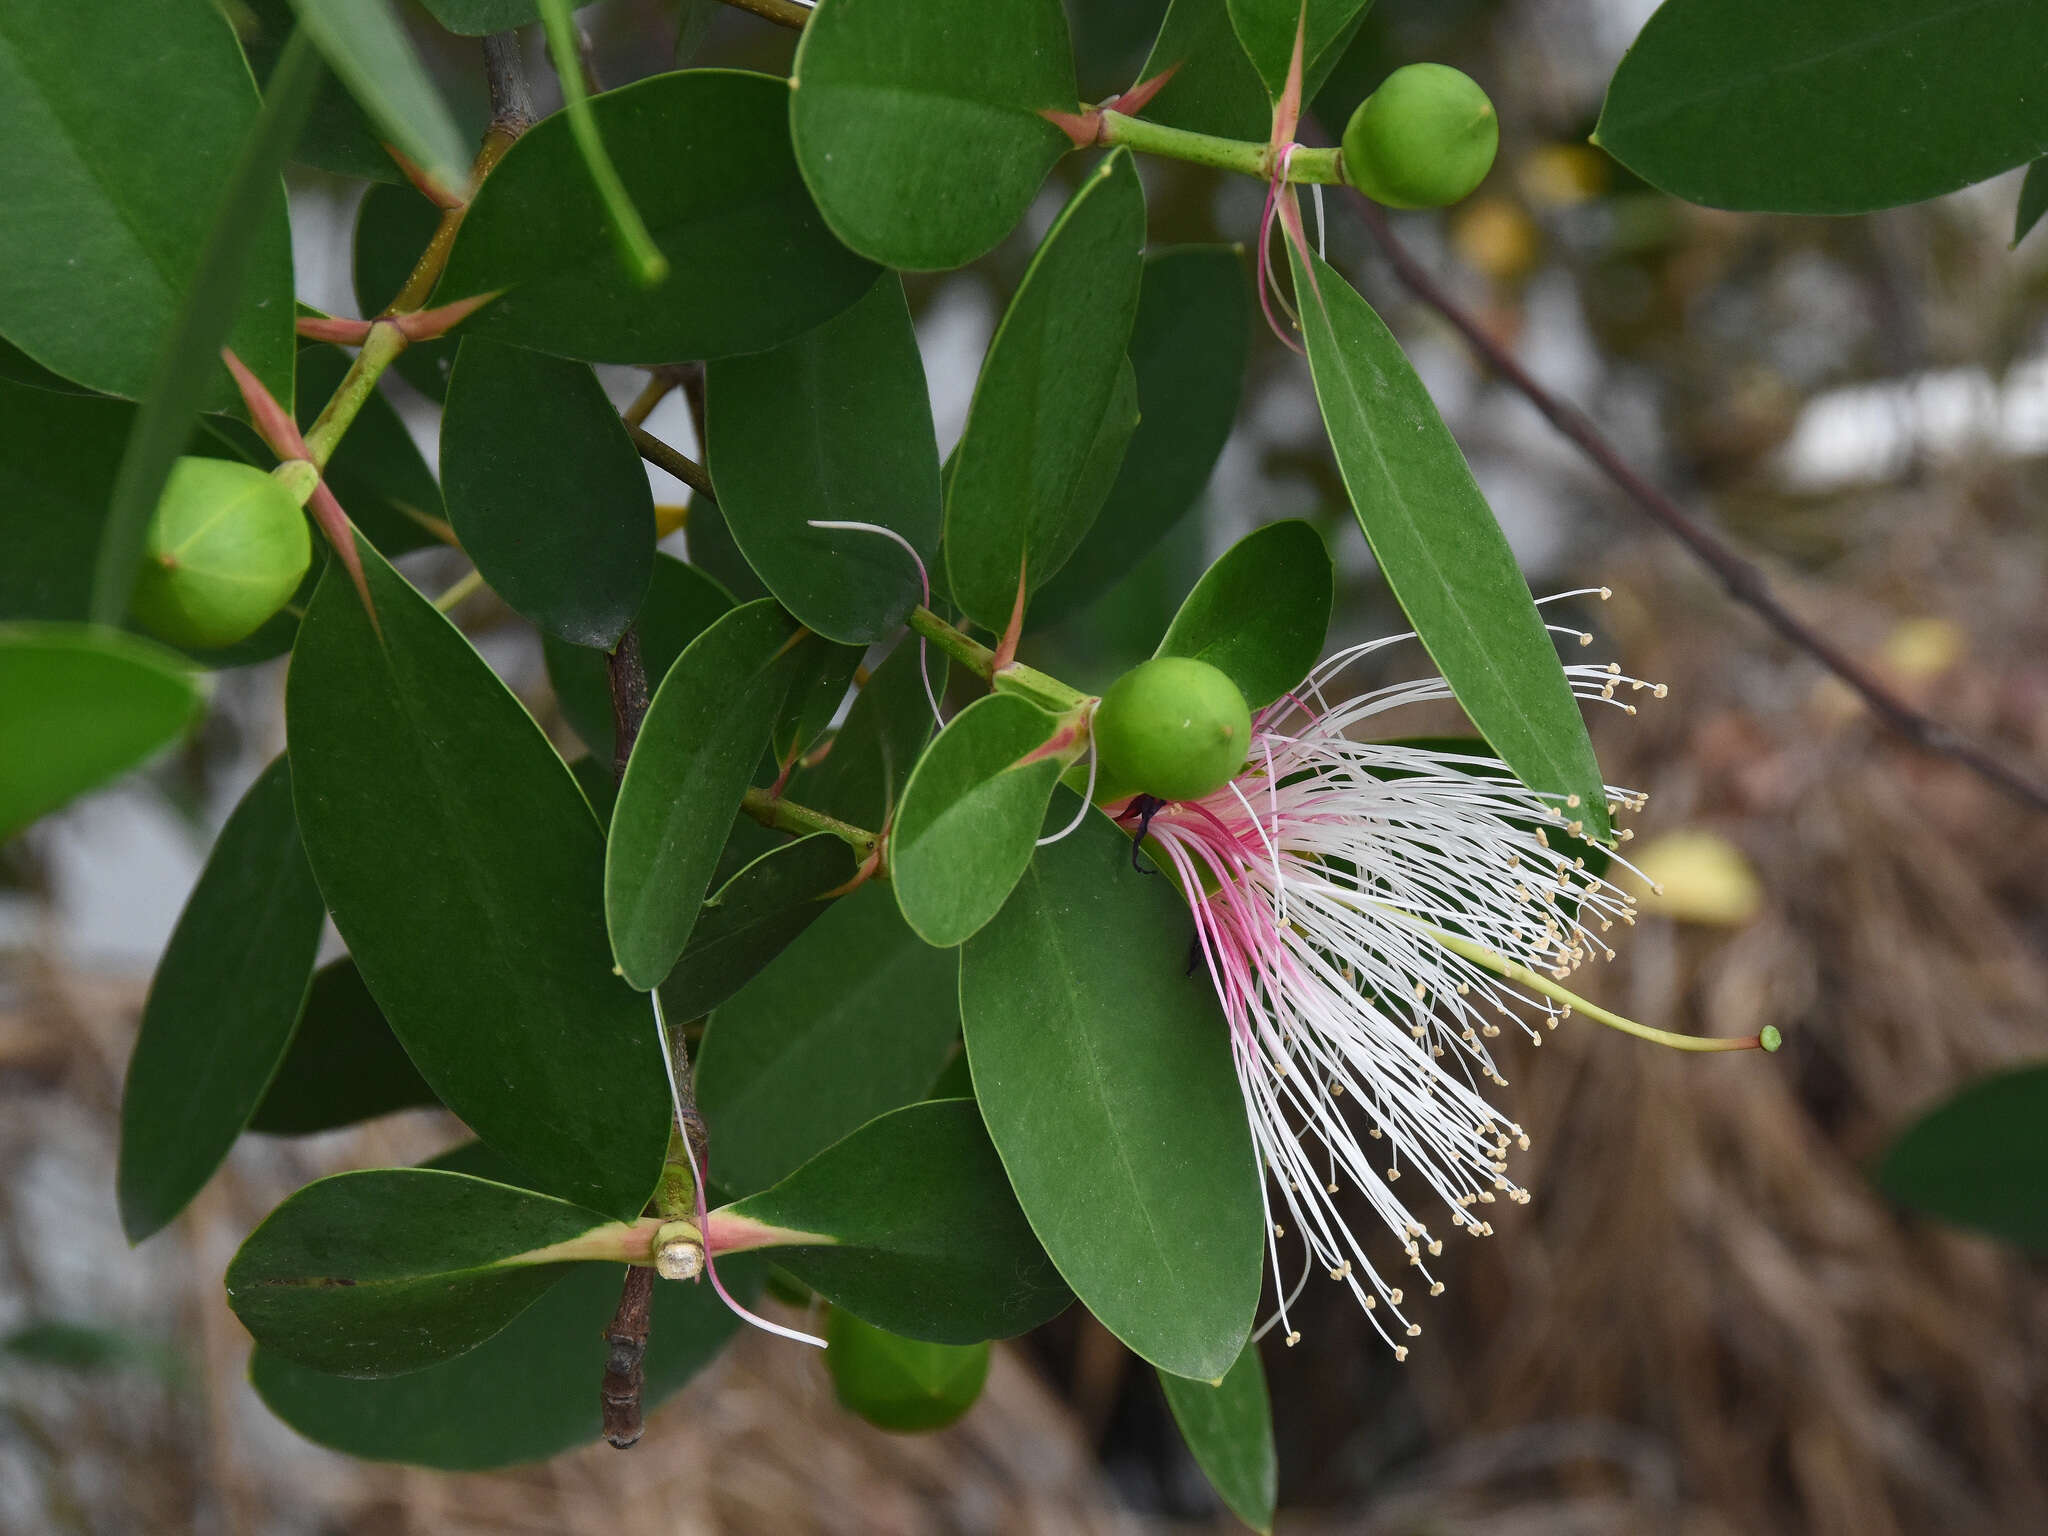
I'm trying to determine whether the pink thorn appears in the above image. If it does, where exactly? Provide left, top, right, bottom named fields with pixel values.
left=391, top=291, right=499, bottom=342
left=219, top=347, right=310, bottom=461
left=990, top=559, right=1029, bottom=675
left=383, top=144, right=464, bottom=210
left=1270, top=2, right=1310, bottom=152
left=1109, top=61, right=1181, bottom=119
left=1040, top=107, right=1102, bottom=148
left=295, top=315, right=375, bottom=346
left=307, top=483, right=380, bottom=638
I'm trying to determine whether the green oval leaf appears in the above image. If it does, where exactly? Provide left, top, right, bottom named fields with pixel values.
left=1157, top=520, right=1331, bottom=710
left=442, top=339, right=654, bottom=649
left=0, top=622, right=205, bottom=837
left=248, top=958, right=440, bottom=1135
left=960, top=803, right=1263, bottom=1380
left=1878, top=1063, right=2048, bottom=1251
left=944, top=150, right=1148, bottom=628
left=1138, top=0, right=1371, bottom=140
left=225, top=1169, right=632, bottom=1377
left=1287, top=244, right=1607, bottom=841
left=889, top=692, right=1066, bottom=948
left=352, top=181, right=454, bottom=399
left=773, top=638, right=866, bottom=768
left=826, top=1310, right=989, bottom=1434
left=286, top=0, right=470, bottom=199
left=789, top=0, right=1078, bottom=271
left=1033, top=246, right=1250, bottom=624
left=543, top=553, right=734, bottom=764
left=605, top=600, right=818, bottom=989
left=659, top=833, right=858, bottom=1024
left=1160, top=1341, right=1277, bottom=1533
left=720, top=1099, right=1072, bottom=1343
left=1594, top=0, right=2048, bottom=214
left=117, top=757, right=325, bottom=1242
left=706, top=275, right=941, bottom=644
left=251, top=1253, right=749, bottom=1467
left=438, top=69, right=877, bottom=363
left=287, top=544, right=670, bottom=1218
left=0, top=380, right=135, bottom=622
left=0, top=0, right=295, bottom=405
left=1226, top=0, right=1374, bottom=102
left=697, top=883, right=963, bottom=1198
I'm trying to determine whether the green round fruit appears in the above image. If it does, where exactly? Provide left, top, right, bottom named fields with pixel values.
left=1093, top=656, right=1253, bottom=804
left=130, top=457, right=311, bottom=650
left=824, top=1308, right=989, bottom=1433
left=1342, top=63, right=1500, bottom=211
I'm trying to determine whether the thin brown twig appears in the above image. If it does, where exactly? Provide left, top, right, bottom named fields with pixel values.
left=630, top=424, right=715, bottom=499
left=481, top=32, right=534, bottom=135
left=1338, top=188, right=2048, bottom=817
left=600, top=1265, right=655, bottom=1449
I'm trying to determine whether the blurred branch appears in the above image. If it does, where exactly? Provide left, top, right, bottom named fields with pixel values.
left=481, top=32, right=533, bottom=136
left=630, top=425, right=715, bottom=499
left=1338, top=187, right=2048, bottom=817
left=717, top=0, right=811, bottom=28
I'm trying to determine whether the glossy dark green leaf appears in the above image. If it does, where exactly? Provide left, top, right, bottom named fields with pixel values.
left=1227, top=0, right=1373, bottom=102
left=240, top=0, right=399, bottom=186
left=944, top=152, right=1147, bottom=628
left=1160, top=1341, right=1277, bottom=1533
left=0, top=381, right=134, bottom=622
left=544, top=554, right=734, bottom=764
left=697, top=884, right=962, bottom=1197
left=721, top=1100, right=1071, bottom=1342
left=0, top=337, right=94, bottom=395
left=1288, top=245, right=1607, bottom=841
left=295, top=345, right=445, bottom=558
left=2016, top=159, right=2048, bottom=247
left=117, top=758, right=324, bottom=1241
left=706, top=275, right=941, bottom=644
left=1058, top=353, right=1143, bottom=572
left=1878, top=1063, right=2048, bottom=1251
left=826, top=1310, right=989, bottom=1433
left=961, top=803, right=1263, bottom=1379
left=0, top=623, right=205, bottom=837
left=439, top=70, right=877, bottom=363
left=1595, top=0, right=2048, bottom=214
left=1157, top=520, right=1331, bottom=709
left=252, top=1253, right=750, bottom=1467
left=659, top=833, right=858, bottom=1023
left=889, top=692, right=1067, bottom=948
left=418, top=0, right=538, bottom=33
left=785, top=637, right=947, bottom=830
left=225, top=1169, right=632, bottom=1376
left=288, top=544, right=670, bottom=1218
left=287, top=0, right=470, bottom=198
left=442, top=339, right=654, bottom=649
left=1139, top=0, right=1368, bottom=140
left=773, top=640, right=865, bottom=767
left=1033, top=246, right=1250, bottom=624
left=352, top=181, right=454, bottom=398
left=0, top=0, right=296, bottom=406
left=789, top=0, right=1078, bottom=271
left=606, top=600, right=818, bottom=989
left=248, top=958, right=440, bottom=1135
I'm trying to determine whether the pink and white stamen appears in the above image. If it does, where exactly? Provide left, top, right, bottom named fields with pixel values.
left=1130, top=595, right=1661, bottom=1357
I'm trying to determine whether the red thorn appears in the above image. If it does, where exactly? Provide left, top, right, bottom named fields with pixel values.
left=390, top=291, right=499, bottom=342
left=1109, top=61, right=1181, bottom=119
left=1040, top=107, right=1103, bottom=149
left=384, top=144, right=464, bottom=210
left=1270, top=3, right=1310, bottom=152
left=990, top=559, right=1029, bottom=675
left=307, top=482, right=380, bottom=638
left=220, top=347, right=309, bottom=461
left=296, top=315, right=376, bottom=346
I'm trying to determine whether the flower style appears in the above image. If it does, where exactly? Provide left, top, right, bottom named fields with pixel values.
left=1119, top=599, right=1750, bottom=1357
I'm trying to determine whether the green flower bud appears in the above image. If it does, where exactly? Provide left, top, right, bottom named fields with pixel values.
left=1342, top=63, right=1499, bottom=211
left=129, top=457, right=311, bottom=650
left=1093, top=656, right=1252, bottom=804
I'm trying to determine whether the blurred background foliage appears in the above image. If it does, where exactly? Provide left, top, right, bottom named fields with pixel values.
left=3, top=0, right=2046, bottom=1531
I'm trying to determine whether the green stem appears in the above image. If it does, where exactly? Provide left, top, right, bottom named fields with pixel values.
left=1097, top=111, right=1346, bottom=184
left=906, top=606, right=1088, bottom=714
left=1426, top=926, right=1782, bottom=1054
left=301, top=322, right=406, bottom=470
left=536, top=0, right=667, bottom=287
left=432, top=567, right=485, bottom=613
left=739, top=788, right=878, bottom=857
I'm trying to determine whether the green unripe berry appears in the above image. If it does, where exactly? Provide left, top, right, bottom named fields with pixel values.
left=1342, top=63, right=1499, bottom=211
left=130, top=457, right=311, bottom=650
left=1093, top=657, right=1252, bottom=804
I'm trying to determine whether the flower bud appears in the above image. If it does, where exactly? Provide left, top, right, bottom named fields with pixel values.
left=1093, top=657, right=1252, bottom=804
left=130, top=457, right=311, bottom=649
left=1342, top=64, right=1499, bottom=211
